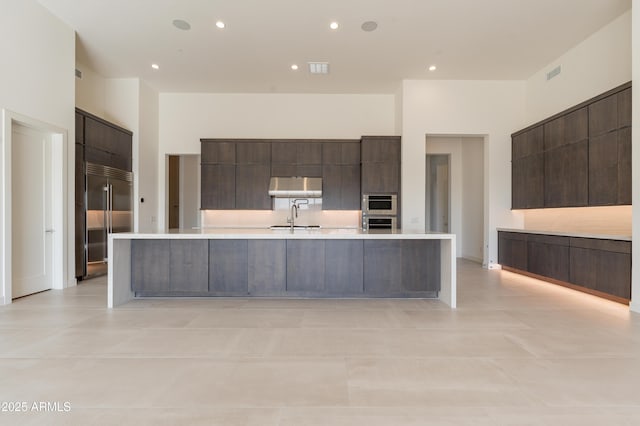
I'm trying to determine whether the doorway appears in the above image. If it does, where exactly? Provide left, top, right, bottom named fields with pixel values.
left=166, top=154, right=200, bottom=230
left=1, top=110, right=67, bottom=304
left=426, top=154, right=450, bottom=233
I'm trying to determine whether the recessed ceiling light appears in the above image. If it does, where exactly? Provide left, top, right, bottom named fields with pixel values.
left=429, top=65, right=437, bottom=71
left=361, top=21, right=378, bottom=32
left=291, top=64, right=299, bottom=70
left=151, top=64, right=159, bottom=70
left=215, top=21, right=225, bottom=29
left=329, top=22, right=339, bottom=30
left=172, top=19, right=191, bottom=30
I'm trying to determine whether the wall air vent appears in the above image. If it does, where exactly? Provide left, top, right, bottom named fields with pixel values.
left=308, top=62, right=329, bottom=74
left=75, top=68, right=82, bottom=79
left=546, top=65, right=561, bottom=81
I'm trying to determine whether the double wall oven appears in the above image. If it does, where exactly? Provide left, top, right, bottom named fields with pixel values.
left=362, top=194, right=398, bottom=229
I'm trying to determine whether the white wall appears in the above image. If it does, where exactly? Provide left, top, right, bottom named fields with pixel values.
left=157, top=93, right=396, bottom=230
left=402, top=80, right=526, bottom=268
left=75, top=63, right=106, bottom=117
left=138, top=81, right=159, bottom=232
left=461, top=138, right=484, bottom=262
left=0, top=0, right=76, bottom=300
left=525, top=11, right=631, bottom=124
left=630, top=5, right=640, bottom=313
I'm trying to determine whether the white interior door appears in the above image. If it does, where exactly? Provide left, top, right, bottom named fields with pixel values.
left=12, top=124, right=52, bottom=298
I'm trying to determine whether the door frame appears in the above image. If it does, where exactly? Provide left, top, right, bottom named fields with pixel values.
left=1, top=109, right=68, bottom=305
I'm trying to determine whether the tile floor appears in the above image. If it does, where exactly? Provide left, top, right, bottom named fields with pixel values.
left=1, top=260, right=640, bottom=425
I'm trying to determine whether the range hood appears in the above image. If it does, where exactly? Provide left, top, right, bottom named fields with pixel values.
left=268, top=177, right=322, bottom=198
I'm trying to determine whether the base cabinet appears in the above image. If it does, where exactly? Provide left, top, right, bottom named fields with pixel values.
left=131, top=238, right=441, bottom=298
left=498, top=231, right=631, bottom=302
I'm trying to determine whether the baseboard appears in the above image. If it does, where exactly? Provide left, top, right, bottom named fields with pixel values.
left=0, top=296, right=6, bottom=306
left=629, top=301, right=640, bottom=313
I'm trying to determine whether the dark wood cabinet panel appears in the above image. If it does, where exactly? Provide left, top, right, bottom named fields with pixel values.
left=322, top=164, right=361, bottom=210
left=272, top=142, right=322, bottom=176
left=363, top=240, right=402, bottom=294
left=75, top=112, right=84, bottom=144
left=527, top=235, right=570, bottom=282
left=361, top=162, right=400, bottom=194
left=202, top=142, right=235, bottom=164
left=544, top=108, right=587, bottom=151
left=618, top=87, right=632, bottom=128
left=201, top=164, right=236, bottom=209
left=271, top=142, right=297, bottom=164
left=271, top=163, right=298, bottom=177
left=75, top=204, right=85, bottom=278
left=170, top=240, right=208, bottom=293
left=498, top=232, right=527, bottom=271
left=544, top=141, right=588, bottom=207
left=237, top=142, right=270, bottom=164
left=596, top=250, right=631, bottom=299
left=402, top=240, right=440, bottom=292
left=323, top=142, right=361, bottom=165
left=209, top=240, right=248, bottom=295
left=298, top=142, right=323, bottom=164
left=325, top=240, right=364, bottom=294
left=287, top=240, right=325, bottom=292
left=248, top=240, right=286, bottom=295
left=618, top=127, right=632, bottom=205
left=589, top=131, right=618, bottom=205
left=132, top=240, right=171, bottom=293
left=342, top=143, right=361, bottom=164
left=569, top=247, right=598, bottom=290
left=513, top=126, right=543, bottom=160
left=361, top=136, right=400, bottom=163
left=589, top=94, right=618, bottom=137
left=235, top=164, right=271, bottom=209
left=570, top=241, right=631, bottom=299
left=84, top=116, right=132, bottom=165
left=512, top=154, right=543, bottom=209
left=296, top=164, right=323, bottom=177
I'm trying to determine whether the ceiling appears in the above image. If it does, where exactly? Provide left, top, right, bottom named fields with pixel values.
left=38, top=0, right=631, bottom=94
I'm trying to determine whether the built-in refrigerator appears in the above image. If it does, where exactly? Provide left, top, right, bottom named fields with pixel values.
left=83, top=162, right=133, bottom=278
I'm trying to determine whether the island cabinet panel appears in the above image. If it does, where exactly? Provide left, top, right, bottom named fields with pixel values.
left=401, top=240, right=440, bottom=292
left=324, top=240, right=364, bottom=294
left=363, top=240, right=402, bottom=294
left=209, top=240, right=248, bottom=295
left=169, top=240, right=209, bottom=293
left=248, top=240, right=286, bottom=295
left=544, top=140, right=588, bottom=207
left=201, top=164, right=236, bottom=209
left=498, top=231, right=528, bottom=271
left=286, top=240, right=325, bottom=293
left=132, top=240, right=171, bottom=293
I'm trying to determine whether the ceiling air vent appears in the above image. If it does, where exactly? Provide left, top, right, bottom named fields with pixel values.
left=546, top=65, right=561, bottom=81
left=308, top=62, right=329, bottom=74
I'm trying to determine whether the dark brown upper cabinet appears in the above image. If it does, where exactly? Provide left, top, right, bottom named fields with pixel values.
left=511, top=81, right=631, bottom=209
left=271, top=141, right=322, bottom=177
left=201, top=141, right=235, bottom=164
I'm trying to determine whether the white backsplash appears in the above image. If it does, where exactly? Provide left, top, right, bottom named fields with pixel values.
left=202, top=198, right=361, bottom=228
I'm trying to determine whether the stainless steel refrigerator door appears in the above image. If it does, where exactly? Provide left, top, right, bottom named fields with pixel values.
left=109, top=176, right=133, bottom=233
left=85, top=173, right=109, bottom=276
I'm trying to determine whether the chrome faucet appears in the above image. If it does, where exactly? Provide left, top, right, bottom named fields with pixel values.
left=288, top=203, right=298, bottom=231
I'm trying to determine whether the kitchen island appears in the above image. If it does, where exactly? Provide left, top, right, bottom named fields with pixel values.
left=108, top=228, right=456, bottom=308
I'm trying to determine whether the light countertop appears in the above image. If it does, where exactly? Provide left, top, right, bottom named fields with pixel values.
left=497, top=228, right=631, bottom=242
left=110, top=228, right=455, bottom=240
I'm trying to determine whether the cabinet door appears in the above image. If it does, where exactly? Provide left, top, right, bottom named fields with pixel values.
left=248, top=240, right=286, bottom=295
left=321, top=164, right=341, bottom=210
left=342, top=142, right=361, bottom=164
left=544, top=108, right=587, bottom=151
left=589, top=94, right=618, bottom=137
left=596, top=250, right=631, bottom=299
left=112, top=130, right=132, bottom=161
left=513, top=126, right=543, bottom=160
left=617, top=127, right=632, bottom=205
left=170, top=240, right=208, bottom=293
left=402, top=240, right=440, bottom=292
left=298, top=142, right=322, bottom=165
left=498, top=232, right=527, bottom=270
left=132, top=240, right=171, bottom=293
left=361, top=136, right=400, bottom=163
left=271, top=163, right=297, bottom=177
left=202, top=142, right=235, bottom=164
left=363, top=240, right=402, bottom=293
left=544, top=141, right=588, bottom=207
left=201, top=164, right=235, bottom=209
left=569, top=247, right=597, bottom=290
left=512, top=154, right=543, bottom=209
left=361, top=162, right=400, bottom=194
left=325, top=240, right=363, bottom=294
left=271, top=142, right=296, bottom=164
left=286, top=240, right=325, bottom=293
left=235, top=164, right=271, bottom=209
left=618, top=87, right=631, bottom=128
left=589, top=132, right=618, bottom=205
left=209, top=240, right=248, bottom=294
left=75, top=112, right=84, bottom=144
left=527, top=235, right=569, bottom=282
left=237, top=142, right=270, bottom=164
left=341, top=165, right=361, bottom=209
